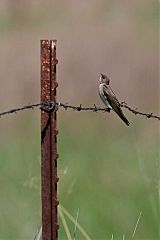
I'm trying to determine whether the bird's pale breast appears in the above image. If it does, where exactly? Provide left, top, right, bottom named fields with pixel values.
left=99, top=84, right=112, bottom=109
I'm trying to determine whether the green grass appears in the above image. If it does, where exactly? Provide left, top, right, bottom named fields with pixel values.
left=58, top=114, right=159, bottom=239
left=0, top=112, right=159, bottom=239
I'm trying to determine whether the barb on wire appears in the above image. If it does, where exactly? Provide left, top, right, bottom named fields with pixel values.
left=0, top=101, right=159, bottom=121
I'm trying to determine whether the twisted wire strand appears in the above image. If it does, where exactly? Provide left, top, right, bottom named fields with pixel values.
left=0, top=101, right=159, bottom=120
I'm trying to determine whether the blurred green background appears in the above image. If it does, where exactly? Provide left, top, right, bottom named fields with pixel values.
left=0, top=0, right=159, bottom=239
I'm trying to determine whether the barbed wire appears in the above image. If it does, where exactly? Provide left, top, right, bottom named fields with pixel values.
left=120, top=102, right=160, bottom=120
left=0, top=103, right=42, bottom=117
left=59, top=102, right=160, bottom=120
left=0, top=101, right=159, bottom=121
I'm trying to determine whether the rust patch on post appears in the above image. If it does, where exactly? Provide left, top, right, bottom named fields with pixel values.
left=41, top=40, right=58, bottom=240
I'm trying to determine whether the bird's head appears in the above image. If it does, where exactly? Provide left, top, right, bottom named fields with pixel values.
left=99, top=73, right=110, bottom=85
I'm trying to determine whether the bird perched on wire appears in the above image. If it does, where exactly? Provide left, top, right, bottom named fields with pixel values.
left=99, top=73, right=130, bottom=126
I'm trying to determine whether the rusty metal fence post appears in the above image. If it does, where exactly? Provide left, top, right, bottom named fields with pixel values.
left=41, top=40, right=59, bottom=240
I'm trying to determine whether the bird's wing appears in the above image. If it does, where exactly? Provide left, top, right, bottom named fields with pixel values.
left=103, top=84, right=130, bottom=126
left=103, top=85, right=120, bottom=108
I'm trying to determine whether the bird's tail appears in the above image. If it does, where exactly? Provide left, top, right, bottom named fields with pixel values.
left=116, top=109, right=130, bottom=126
left=121, top=115, right=130, bottom=126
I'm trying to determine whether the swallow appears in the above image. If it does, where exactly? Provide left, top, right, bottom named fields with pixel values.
left=99, top=73, right=130, bottom=126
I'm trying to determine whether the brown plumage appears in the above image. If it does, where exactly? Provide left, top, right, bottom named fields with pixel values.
left=99, top=73, right=130, bottom=126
